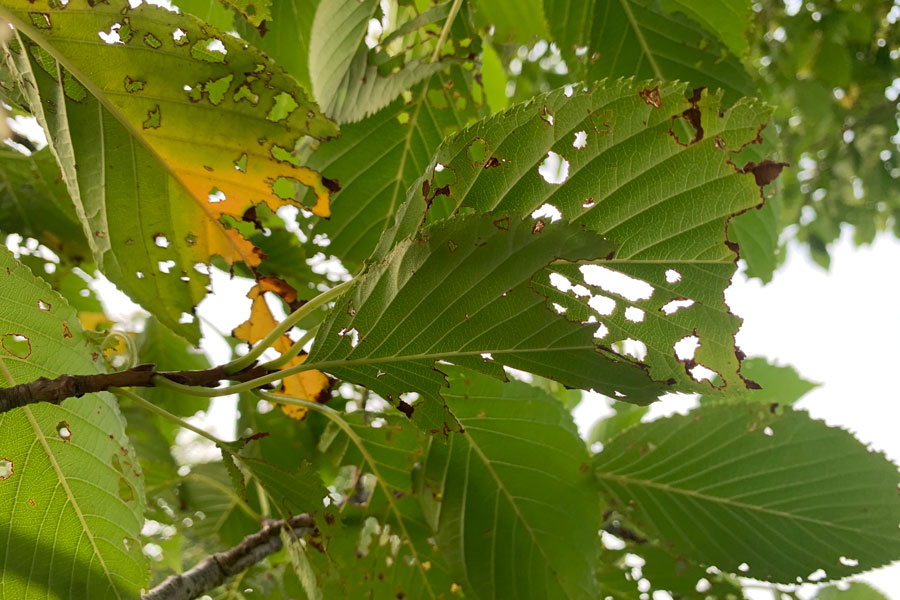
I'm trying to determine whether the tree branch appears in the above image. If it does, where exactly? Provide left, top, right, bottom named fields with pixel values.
left=143, top=515, right=315, bottom=600
left=0, top=363, right=272, bottom=414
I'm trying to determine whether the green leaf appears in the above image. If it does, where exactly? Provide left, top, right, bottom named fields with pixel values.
left=0, top=248, right=147, bottom=598
left=136, top=316, right=211, bottom=417
left=588, top=400, right=648, bottom=446
left=474, top=0, right=547, bottom=44
left=240, top=457, right=329, bottom=518
left=699, top=356, right=819, bottom=406
left=423, top=368, right=598, bottom=600
left=303, top=66, right=483, bottom=269
left=308, top=213, right=670, bottom=434
left=480, top=42, right=509, bottom=113
left=236, top=0, right=319, bottom=91
left=544, top=0, right=755, bottom=104
left=0, top=147, right=91, bottom=263
left=1, top=0, right=337, bottom=341
left=657, top=0, right=752, bottom=57
left=594, top=404, right=900, bottom=583
left=815, top=582, right=891, bottom=600
left=179, top=462, right=261, bottom=546
left=315, top=412, right=453, bottom=599
left=379, top=79, right=773, bottom=396
left=307, top=0, right=464, bottom=123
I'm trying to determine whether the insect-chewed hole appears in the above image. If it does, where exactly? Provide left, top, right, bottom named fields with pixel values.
left=56, top=421, right=72, bottom=441
left=581, top=265, right=653, bottom=301
left=0, top=458, right=13, bottom=480
left=531, top=203, right=563, bottom=222
left=674, top=335, right=699, bottom=360
left=665, top=269, right=682, bottom=284
left=573, top=130, right=588, bottom=149
left=538, top=151, right=569, bottom=184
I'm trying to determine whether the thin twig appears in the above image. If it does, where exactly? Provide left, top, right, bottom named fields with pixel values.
left=429, top=0, right=464, bottom=63
left=143, top=515, right=315, bottom=600
left=0, top=362, right=271, bottom=414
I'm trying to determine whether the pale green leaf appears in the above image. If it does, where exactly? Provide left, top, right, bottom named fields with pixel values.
left=378, top=79, right=773, bottom=396
left=423, top=368, right=598, bottom=600
left=658, top=0, right=752, bottom=57
left=0, top=248, right=147, bottom=599
left=307, top=213, right=669, bottom=434
left=474, top=0, right=547, bottom=44
left=594, top=404, right=900, bottom=583
left=698, top=356, right=819, bottom=406
left=544, top=0, right=755, bottom=104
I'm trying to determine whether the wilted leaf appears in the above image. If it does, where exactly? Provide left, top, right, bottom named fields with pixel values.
left=594, top=403, right=900, bottom=583
left=1, top=0, right=337, bottom=340
left=0, top=247, right=147, bottom=598
left=423, top=368, right=598, bottom=600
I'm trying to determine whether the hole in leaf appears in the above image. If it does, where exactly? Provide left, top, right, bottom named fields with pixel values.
left=582, top=197, right=595, bottom=208
left=573, top=130, right=587, bottom=149
left=839, top=556, right=859, bottom=567
left=581, top=265, right=653, bottom=301
left=688, top=363, right=718, bottom=382
left=432, top=163, right=456, bottom=189
left=695, top=579, right=711, bottom=593
left=531, top=203, right=562, bottom=222
left=552, top=303, right=567, bottom=314
left=660, top=298, right=694, bottom=315
left=56, top=421, right=71, bottom=441
left=143, top=33, right=162, bottom=49
left=153, top=234, right=170, bottom=248
left=191, top=38, right=227, bottom=63
left=158, top=260, right=175, bottom=274
left=806, top=568, right=827, bottom=582
left=2, top=334, right=31, bottom=359
left=123, top=76, right=145, bottom=93
left=481, top=352, right=494, bottom=361
left=208, top=189, right=226, bottom=203
left=674, top=335, right=699, bottom=360
left=338, top=327, right=359, bottom=348
left=179, top=312, right=194, bottom=324
left=665, top=269, right=681, bottom=283
left=135, top=271, right=145, bottom=279
left=588, top=295, right=616, bottom=316
left=30, top=12, right=51, bottom=29
left=172, top=28, right=187, bottom=45
left=624, top=307, right=644, bottom=322
left=98, top=23, right=122, bottom=44
left=142, top=105, right=161, bottom=129
left=614, top=339, right=647, bottom=362
left=538, top=151, right=569, bottom=184
left=763, top=426, right=774, bottom=437
left=0, top=458, right=13, bottom=480
left=118, top=477, right=134, bottom=502
left=267, top=92, right=298, bottom=122
left=737, top=563, right=749, bottom=573
left=540, top=105, right=554, bottom=125
left=234, top=153, right=248, bottom=172
left=37, top=299, right=51, bottom=311
left=467, top=138, right=488, bottom=164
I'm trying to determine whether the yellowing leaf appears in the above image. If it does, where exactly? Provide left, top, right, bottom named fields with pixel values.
left=233, top=282, right=331, bottom=420
left=0, top=0, right=339, bottom=340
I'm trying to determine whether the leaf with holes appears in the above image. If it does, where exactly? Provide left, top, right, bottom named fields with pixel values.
left=379, top=79, right=775, bottom=396
left=698, top=356, right=819, bottom=406
left=0, top=0, right=337, bottom=341
left=307, top=212, right=670, bottom=434
left=594, top=403, right=900, bottom=583
left=302, top=65, right=484, bottom=270
left=0, top=247, right=147, bottom=598
left=314, top=412, right=453, bottom=599
left=544, top=0, right=755, bottom=104
left=420, top=368, right=598, bottom=600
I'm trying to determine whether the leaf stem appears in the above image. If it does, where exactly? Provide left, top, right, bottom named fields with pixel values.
left=223, top=279, right=353, bottom=375
left=261, top=324, right=320, bottom=370
left=430, top=0, right=464, bottom=63
left=112, top=386, right=228, bottom=447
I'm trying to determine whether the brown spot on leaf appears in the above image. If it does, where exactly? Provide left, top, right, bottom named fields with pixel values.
left=639, top=86, right=662, bottom=108
left=38, top=299, right=51, bottom=311
left=118, top=477, right=134, bottom=502
left=484, top=156, right=505, bottom=169
left=27, top=498, right=35, bottom=506
left=531, top=220, right=545, bottom=234
left=492, top=217, right=510, bottom=230
left=741, top=160, right=788, bottom=187
left=396, top=401, right=414, bottom=418
left=62, top=321, right=73, bottom=338
left=447, top=239, right=459, bottom=253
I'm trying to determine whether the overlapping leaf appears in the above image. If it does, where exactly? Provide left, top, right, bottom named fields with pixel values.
left=308, top=213, right=670, bottom=434
left=303, top=66, right=484, bottom=269
left=421, top=368, right=598, bottom=600
left=1, top=0, right=337, bottom=340
left=308, top=0, right=468, bottom=123
left=316, top=412, right=453, bottom=599
left=594, top=403, right=900, bottom=583
left=544, top=0, right=755, bottom=104
left=379, top=79, right=774, bottom=395
left=0, top=248, right=147, bottom=598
